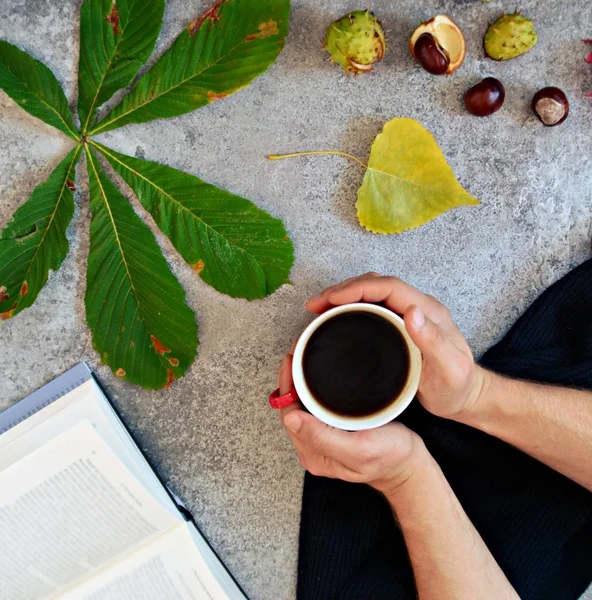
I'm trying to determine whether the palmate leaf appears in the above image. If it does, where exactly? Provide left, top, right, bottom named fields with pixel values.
left=0, top=41, right=78, bottom=140
left=1, top=0, right=293, bottom=389
left=78, top=0, right=165, bottom=133
left=0, top=146, right=81, bottom=321
left=95, top=142, right=294, bottom=299
left=90, top=0, right=290, bottom=134
left=356, top=118, right=479, bottom=234
left=85, top=147, right=198, bottom=389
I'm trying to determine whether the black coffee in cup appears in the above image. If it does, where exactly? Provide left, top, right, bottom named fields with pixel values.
left=302, top=311, right=410, bottom=418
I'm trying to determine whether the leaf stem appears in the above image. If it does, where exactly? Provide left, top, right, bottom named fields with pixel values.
left=267, top=150, right=367, bottom=169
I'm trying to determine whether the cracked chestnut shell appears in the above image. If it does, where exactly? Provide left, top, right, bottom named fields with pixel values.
left=532, top=87, right=569, bottom=126
left=410, top=15, right=466, bottom=75
left=464, top=77, right=505, bottom=117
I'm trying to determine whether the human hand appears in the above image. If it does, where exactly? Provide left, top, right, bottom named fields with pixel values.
left=306, top=273, right=486, bottom=420
left=277, top=352, right=425, bottom=497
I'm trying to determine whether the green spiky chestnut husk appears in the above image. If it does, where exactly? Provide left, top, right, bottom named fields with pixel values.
left=324, top=10, right=386, bottom=74
left=484, top=13, right=538, bottom=61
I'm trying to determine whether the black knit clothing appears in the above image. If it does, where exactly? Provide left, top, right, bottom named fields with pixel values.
left=297, top=259, right=592, bottom=600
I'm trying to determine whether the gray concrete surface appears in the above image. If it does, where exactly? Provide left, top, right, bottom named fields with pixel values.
left=1, top=0, right=591, bottom=598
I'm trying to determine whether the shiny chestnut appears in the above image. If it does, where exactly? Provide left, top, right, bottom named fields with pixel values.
left=413, top=33, right=449, bottom=75
left=464, top=77, right=505, bottom=117
left=410, top=15, right=466, bottom=76
left=532, top=87, right=569, bottom=126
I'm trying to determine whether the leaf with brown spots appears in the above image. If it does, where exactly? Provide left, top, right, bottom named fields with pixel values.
left=207, top=91, right=229, bottom=102
left=96, top=143, right=294, bottom=299
left=2, top=0, right=292, bottom=390
left=91, top=0, right=290, bottom=134
left=77, top=0, right=165, bottom=133
left=164, top=369, right=175, bottom=389
left=0, top=303, right=18, bottom=321
left=85, top=147, right=198, bottom=389
left=151, top=335, right=171, bottom=355
left=0, top=147, right=80, bottom=319
left=246, top=20, right=279, bottom=41
left=106, top=3, right=120, bottom=35
left=188, top=0, right=224, bottom=37
left=0, top=308, right=16, bottom=321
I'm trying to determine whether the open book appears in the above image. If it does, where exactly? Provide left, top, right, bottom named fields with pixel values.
left=0, top=364, right=248, bottom=600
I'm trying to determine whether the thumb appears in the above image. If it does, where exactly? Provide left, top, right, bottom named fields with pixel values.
left=284, top=411, right=357, bottom=462
left=405, top=305, right=460, bottom=375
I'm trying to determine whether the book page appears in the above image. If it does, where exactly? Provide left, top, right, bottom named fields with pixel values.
left=61, top=525, right=240, bottom=600
left=185, top=523, right=246, bottom=599
left=0, top=421, right=183, bottom=600
left=0, top=379, right=176, bottom=511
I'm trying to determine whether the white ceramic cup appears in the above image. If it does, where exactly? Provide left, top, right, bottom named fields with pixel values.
left=292, top=303, right=422, bottom=431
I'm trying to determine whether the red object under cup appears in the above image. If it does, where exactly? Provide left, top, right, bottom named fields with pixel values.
left=268, top=387, right=299, bottom=409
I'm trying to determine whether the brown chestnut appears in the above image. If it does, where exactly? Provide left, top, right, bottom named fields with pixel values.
left=413, top=33, right=449, bottom=75
left=464, top=77, right=505, bottom=117
left=410, top=15, right=466, bottom=76
left=532, top=87, right=569, bottom=126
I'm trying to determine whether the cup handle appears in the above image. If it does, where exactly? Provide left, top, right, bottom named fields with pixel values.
left=268, top=387, right=300, bottom=409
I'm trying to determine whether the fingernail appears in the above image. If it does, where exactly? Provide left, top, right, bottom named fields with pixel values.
left=412, top=306, right=425, bottom=329
left=284, top=413, right=302, bottom=433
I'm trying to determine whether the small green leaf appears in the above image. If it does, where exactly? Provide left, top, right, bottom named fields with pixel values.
left=91, top=0, right=290, bottom=134
left=78, top=0, right=165, bottom=133
left=0, top=40, right=79, bottom=140
left=95, top=142, right=294, bottom=299
left=356, top=118, right=479, bottom=234
left=85, top=146, right=198, bottom=389
left=0, top=146, right=81, bottom=320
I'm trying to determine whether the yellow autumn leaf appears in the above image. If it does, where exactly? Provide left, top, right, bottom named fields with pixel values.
left=356, top=118, right=479, bottom=234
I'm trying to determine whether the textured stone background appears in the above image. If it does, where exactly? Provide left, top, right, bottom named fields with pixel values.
left=1, top=0, right=591, bottom=598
